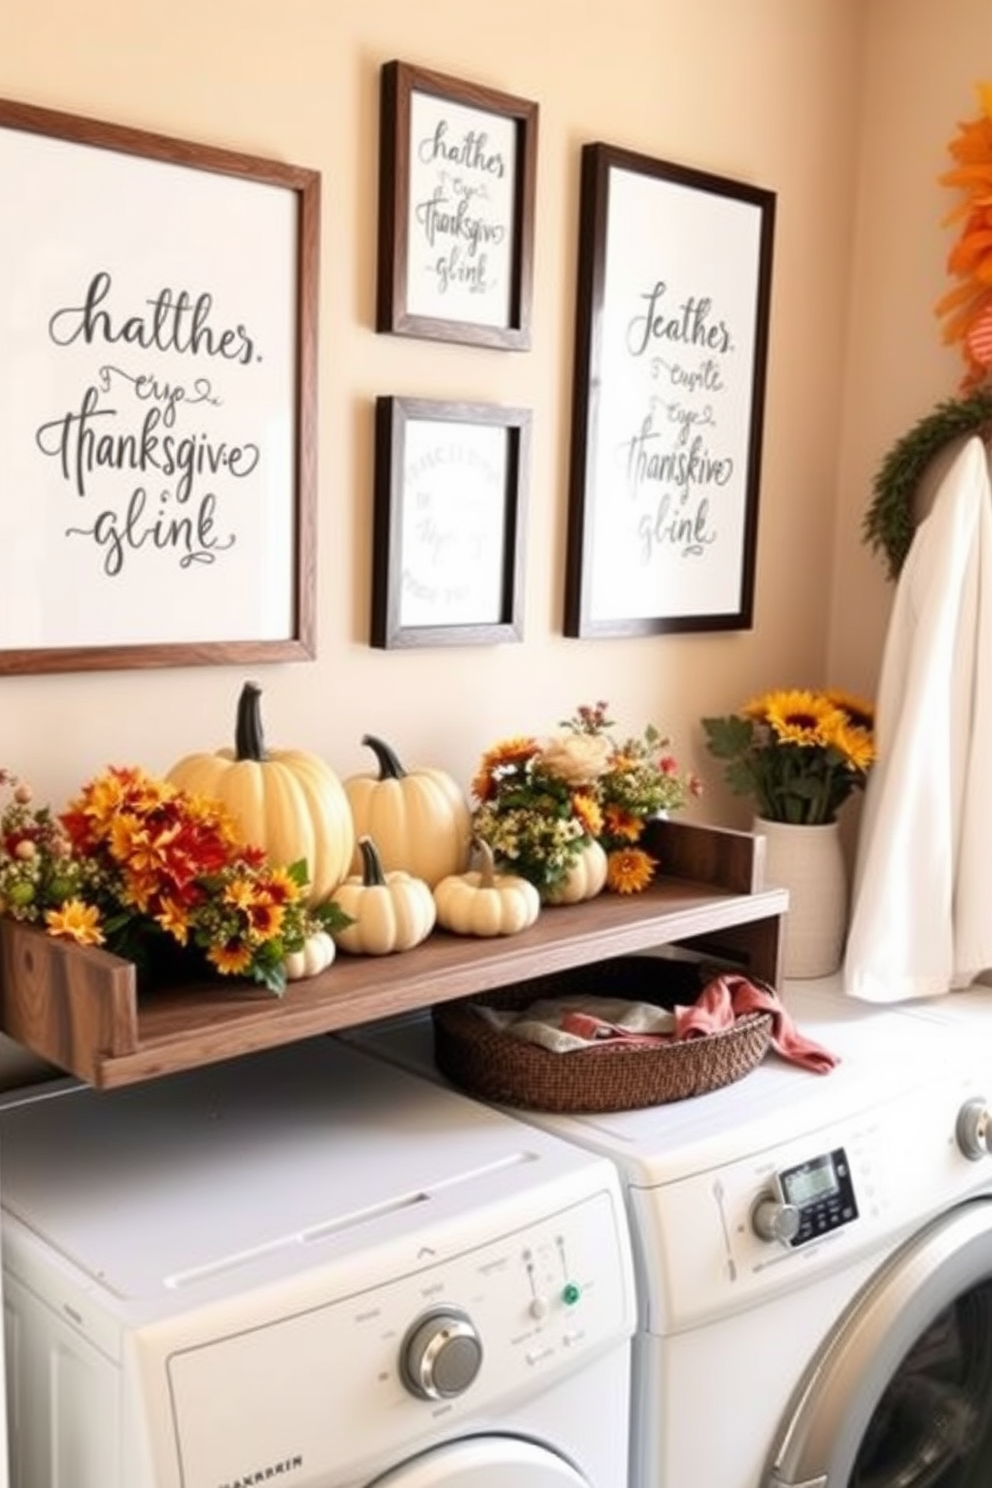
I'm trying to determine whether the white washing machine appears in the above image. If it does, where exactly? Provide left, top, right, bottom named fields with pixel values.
left=0, top=1037, right=637, bottom=1488
left=345, top=972, right=992, bottom=1488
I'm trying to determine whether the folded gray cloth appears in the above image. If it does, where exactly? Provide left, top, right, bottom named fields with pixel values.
left=475, top=996, right=677, bottom=1053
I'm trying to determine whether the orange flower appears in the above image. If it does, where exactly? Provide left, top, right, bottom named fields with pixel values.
left=572, top=792, right=604, bottom=838
left=45, top=898, right=105, bottom=946
left=606, top=848, right=657, bottom=895
left=602, top=804, right=643, bottom=844
left=936, top=82, right=992, bottom=387
left=470, top=736, right=540, bottom=802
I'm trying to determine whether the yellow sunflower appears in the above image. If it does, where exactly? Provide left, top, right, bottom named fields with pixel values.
left=759, top=689, right=840, bottom=747
left=822, top=688, right=876, bottom=734
left=207, top=940, right=255, bottom=976
left=828, top=720, right=877, bottom=773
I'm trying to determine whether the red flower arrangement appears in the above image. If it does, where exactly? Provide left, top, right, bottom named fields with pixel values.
left=0, top=764, right=346, bottom=995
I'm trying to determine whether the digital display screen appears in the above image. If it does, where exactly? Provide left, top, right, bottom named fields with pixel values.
left=781, top=1152, right=839, bottom=1208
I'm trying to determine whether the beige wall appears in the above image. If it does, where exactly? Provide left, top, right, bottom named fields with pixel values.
left=1, top=0, right=864, bottom=831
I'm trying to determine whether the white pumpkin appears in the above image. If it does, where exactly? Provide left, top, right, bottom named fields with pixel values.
left=283, top=930, right=336, bottom=981
left=333, top=836, right=436, bottom=956
left=434, top=841, right=541, bottom=938
left=543, top=839, right=609, bottom=905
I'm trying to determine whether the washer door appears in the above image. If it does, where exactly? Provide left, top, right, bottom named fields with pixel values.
left=368, top=1436, right=591, bottom=1488
left=768, top=1198, right=992, bottom=1487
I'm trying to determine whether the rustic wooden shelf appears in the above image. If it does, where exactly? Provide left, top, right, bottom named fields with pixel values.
left=0, top=820, right=787, bottom=1090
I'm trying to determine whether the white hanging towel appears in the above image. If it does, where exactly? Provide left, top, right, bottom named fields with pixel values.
left=844, top=436, right=992, bottom=1001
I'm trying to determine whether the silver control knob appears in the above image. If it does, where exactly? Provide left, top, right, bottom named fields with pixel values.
left=751, top=1195, right=801, bottom=1244
left=956, top=1098, right=992, bottom=1161
left=401, top=1309, right=483, bottom=1401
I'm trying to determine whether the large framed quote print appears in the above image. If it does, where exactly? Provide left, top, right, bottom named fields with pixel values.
left=0, top=97, right=320, bottom=674
left=565, top=142, right=776, bottom=637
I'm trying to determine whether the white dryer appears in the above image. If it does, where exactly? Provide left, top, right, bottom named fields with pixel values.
left=346, top=973, right=992, bottom=1488
left=0, top=1037, right=636, bottom=1488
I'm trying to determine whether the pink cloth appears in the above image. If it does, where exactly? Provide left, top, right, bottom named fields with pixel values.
left=675, top=974, right=838, bottom=1074
left=559, top=974, right=838, bottom=1074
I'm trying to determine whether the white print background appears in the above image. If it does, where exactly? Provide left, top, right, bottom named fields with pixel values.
left=399, top=419, right=508, bottom=628
left=404, top=91, right=515, bottom=328
left=589, top=166, right=763, bottom=623
left=0, top=126, right=297, bottom=649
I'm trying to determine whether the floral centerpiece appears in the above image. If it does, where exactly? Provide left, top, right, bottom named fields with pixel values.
left=0, top=764, right=348, bottom=995
left=701, top=688, right=875, bottom=825
left=471, top=702, right=701, bottom=896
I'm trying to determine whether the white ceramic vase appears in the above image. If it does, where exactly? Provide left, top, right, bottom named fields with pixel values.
left=753, top=816, right=848, bottom=979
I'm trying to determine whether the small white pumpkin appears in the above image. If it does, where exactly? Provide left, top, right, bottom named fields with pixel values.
left=434, top=841, right=541, bottom=938
left=333, top=836, right=436, bottom=956
left=283, top=930, right=336, bottom=982
left=543, top=838, right=609, bottom=905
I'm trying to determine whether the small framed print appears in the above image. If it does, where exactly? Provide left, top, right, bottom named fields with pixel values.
left=565, top=142, right=776, bottom=637
left=371, top=396, right=531, bottom=648
left=376, top=61, right=538, bottom=349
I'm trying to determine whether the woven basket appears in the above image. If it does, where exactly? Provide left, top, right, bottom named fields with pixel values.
left=432, top=955, right=772, bottom=1114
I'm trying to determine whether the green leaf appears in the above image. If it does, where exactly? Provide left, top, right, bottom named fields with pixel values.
left=701, top=714, right=754, bottom=760
left=312, top=898, right=355, bottom=933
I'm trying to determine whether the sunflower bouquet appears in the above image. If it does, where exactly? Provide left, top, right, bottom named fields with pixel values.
left=701, top=689, right=875, bottom=826
left=0, top=764, right=346, bottom=995
left=471, top=702, right=701, bottom=895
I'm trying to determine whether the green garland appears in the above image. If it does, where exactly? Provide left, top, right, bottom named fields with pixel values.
left=863, top=387, right=992, bottom=581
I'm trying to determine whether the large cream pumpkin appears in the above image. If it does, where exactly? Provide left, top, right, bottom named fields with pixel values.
left=344, top=735, right=471, bottom=887
left=167, top=682, right=355, bottom=906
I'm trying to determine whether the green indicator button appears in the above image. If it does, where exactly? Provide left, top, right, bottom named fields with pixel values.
left=562, top=1282, right=581, bottom=1306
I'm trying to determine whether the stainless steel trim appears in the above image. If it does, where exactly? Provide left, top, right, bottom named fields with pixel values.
left=767, top=1197, right=992, bottom=1486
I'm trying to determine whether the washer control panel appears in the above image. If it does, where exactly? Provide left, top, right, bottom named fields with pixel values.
left=771, top=1146, right=858, bottom=1247
left=164, top=1186, right=634, bottom=1487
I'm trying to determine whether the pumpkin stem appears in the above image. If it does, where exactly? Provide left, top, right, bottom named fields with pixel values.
left=474, top=838, right=497, bottom=888
left=361, top=734, right=406, bottom=781
left=235, top=682, right=267, bottom=762
left=357, top=834, right=388, bottom=886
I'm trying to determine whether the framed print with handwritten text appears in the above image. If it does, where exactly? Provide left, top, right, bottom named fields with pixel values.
left=376, top=61, right=538, bottom=350
left=0, top=97, right=320, bottom=675
left=372, top=396, right=530, bottom=648
left=565, top=143, right=775, bottom=637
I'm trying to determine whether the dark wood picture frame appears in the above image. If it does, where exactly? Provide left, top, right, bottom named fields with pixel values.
left=371, top=396, right=530, bottom=648
left=565, top=142, right=776, bottom=638
left=376, top=61, right=538, bottom=350
left=0, top=97, right=320, bottom=675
